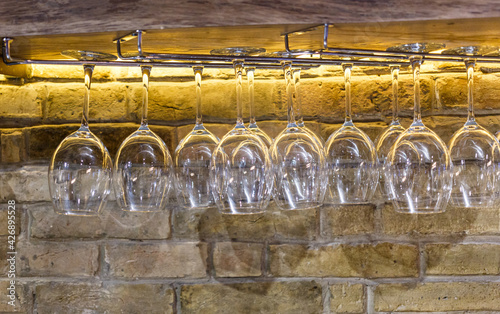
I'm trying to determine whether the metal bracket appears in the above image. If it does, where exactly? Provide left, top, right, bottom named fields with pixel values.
left=2, top=37, right=14, bottom=64
left=281, top=24, right=324, bottom=53
left=113, top=30, right=146, bottom=59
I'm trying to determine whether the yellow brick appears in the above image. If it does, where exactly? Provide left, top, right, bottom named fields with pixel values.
left=30, top=202, right=171, bottom=240
left=213, top=242, right=263, bottom=277
left=104, top=242, right=208, bottom=278
left=18, top=242, right=98, bottom=277
left=1, top=130, right=26, bottom=163
left=0, top=84, right=42, bottom=118
left=181, top=281, right=322, bottom=313
left=269, top=243, right=418, bottom=278
left=330, top=283, right=365, bottom=313
left=322, top=204, right=375, bottom=237
left=382, top=204, right=500, bottom=235
left=171, top=202, right=317, bottom=241
left=425, top=243, right=500, bottom=275
left=36, top=283, right=174, bottom=313
left=375, top=282, right=500, bottom=312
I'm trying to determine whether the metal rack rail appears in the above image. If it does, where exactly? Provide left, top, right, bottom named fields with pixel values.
left=2, top=24, right=500, bottom=69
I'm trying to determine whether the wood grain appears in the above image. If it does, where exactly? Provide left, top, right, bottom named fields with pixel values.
left=2, top=0, right=500, bottom=37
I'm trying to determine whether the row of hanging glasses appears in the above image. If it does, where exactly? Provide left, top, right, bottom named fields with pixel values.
left=48, top=44, right=500, bottom=218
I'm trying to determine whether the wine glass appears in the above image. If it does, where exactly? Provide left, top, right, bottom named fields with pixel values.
left=246, top=67, right=272, bottom=147
left=49, top=51, right=115, bottom=216
left=385, top=43, right=452, bottom=213
left=293, top=68, right=326, bottom=145
left=114, top=66, right=173, bottom=212
left=210, top=60, right=273, bottom=214
left=325, top=64, right=379, bottom=204
left=444, top=46, right=500, bottom=208
left=269, top=62, right=326, bottom=210
left=175, top=66, right=220, bottom=209
left=374, top=65, right=406, bottom=200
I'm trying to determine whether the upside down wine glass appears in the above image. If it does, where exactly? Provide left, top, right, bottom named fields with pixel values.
left=385, top=43, right=452, bottom=213
left=270, top=62, right=326, bottom=210
left=175, top=66, right=220, bottom=209
left=246, top=67, right=272, bottom=147
left=210, top=60, right=272, bottom=214
left=114, top=66, right=174, bottom=212
left=325, top=64, right=379, bottom=204
left=374, top=65, right=405, bottom=199
left=445, top=46, right=500, bottom=208
left=49, top=56, right=113, bottom=216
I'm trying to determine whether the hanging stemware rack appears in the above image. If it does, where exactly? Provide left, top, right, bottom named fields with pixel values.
left=3, top=24, right=500, bottom=70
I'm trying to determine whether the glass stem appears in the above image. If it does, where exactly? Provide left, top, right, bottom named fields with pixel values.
left=410, top=56, right=423, bottom=126
left=193, top=66, right=204, bottom=128
left=465, top=59, right=476, bottom=125
left=81, top=64, right=94, bottom=130
left=247, top=67, right=256, bottom=126
left=282, top=62, right=296, bottom=126
left=140, top=65, right=151, bottom=129
left=293, top=68, right=304, bottom=127
left=234, top=60, right=244, bottom=127
left=390, top=65, right=400, bottom=124
left=343, top=64, right=353, bottom=125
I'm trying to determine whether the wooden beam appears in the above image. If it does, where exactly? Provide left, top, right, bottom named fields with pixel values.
left=2, top=0, right=500, bottom=37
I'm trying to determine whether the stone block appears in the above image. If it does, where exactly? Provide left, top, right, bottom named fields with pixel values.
left=321, top=204, right=375, bottom=237
left=375, top=282, right=500, bottom=312
left=44, top=82, right=129, bottom=123
left=0, top=281, right=33, bottom=313
left=171, top=202, right=318, bottom=241
left=425, top=243, right=500, bottom=275
left=0, top=84, right=42, bottom=119
left=0, top=166, right=50, bottom=202
left=36, top=282, right=174, bottom=313
left=437, top=72, right=500, bottom=112
left=17, top=241, right=98, bottom=277
left=213, top=242, right=263, bottom=277
left=381, top=204, right=500, bottom=235
left=330, top=283, right=365, bottom=313
left=0, top=203, right=22, bottom=236
left=27, top=124, right=79, bottom=160
left=181, top=281, right=322, bottom=314
left=29, top=202, right=171, bottom=240
left=1, top=130, right=26, bottom=163
left=104, top=242, right=207, bottom=279
left=31, top=64, right=113, bottom=80
left=269, top=242, right=418, bottom=278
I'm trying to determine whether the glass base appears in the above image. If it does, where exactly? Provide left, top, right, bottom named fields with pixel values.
left=218, top=202, right=266, bottom=215
left=392, top=200, right=447, bottom=214
left=119, top=206, right=164, bottom=213
left=324, top=200, right=373, bottom=206
left=52, top=199, right=106, bottom=216
left=450, top=194, right=496, bottom=208
left=54, top=209, right=101, bottom=217
left=275, top=200, right=322, bottom=211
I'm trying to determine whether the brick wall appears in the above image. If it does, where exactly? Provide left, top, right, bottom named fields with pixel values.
left=1, top=63, right=500, bottom=313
